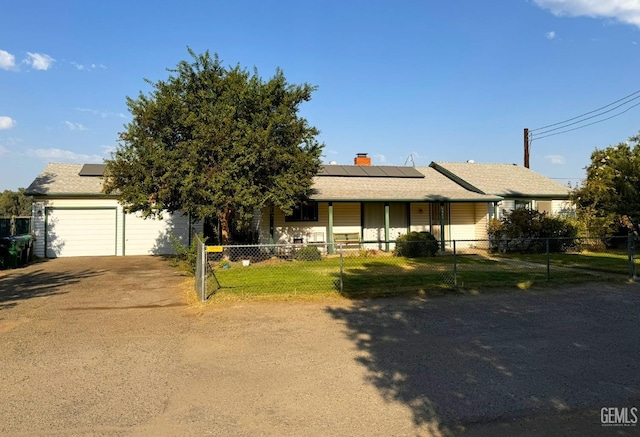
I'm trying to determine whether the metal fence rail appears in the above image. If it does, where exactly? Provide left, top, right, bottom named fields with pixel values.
left=193, top=236, right=638, bottom=302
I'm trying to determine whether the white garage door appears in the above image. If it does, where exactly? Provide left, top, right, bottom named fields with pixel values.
left=46, top=208, right=117, bottom=258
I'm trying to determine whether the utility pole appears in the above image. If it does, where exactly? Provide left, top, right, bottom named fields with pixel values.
left=524, top=128, right=530, bottom=168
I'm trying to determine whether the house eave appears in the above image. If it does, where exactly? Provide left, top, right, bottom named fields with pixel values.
left=310, top=196, right=503, bottom=203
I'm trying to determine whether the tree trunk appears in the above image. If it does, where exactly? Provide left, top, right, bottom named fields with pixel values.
left=218, top=209, right=232, bottom=244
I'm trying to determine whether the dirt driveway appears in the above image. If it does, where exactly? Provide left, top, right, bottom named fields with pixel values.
left=1, top=257, right=639, bottom=436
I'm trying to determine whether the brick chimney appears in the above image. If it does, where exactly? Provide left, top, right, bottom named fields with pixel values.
left=354, top=153, right=371, bottom=166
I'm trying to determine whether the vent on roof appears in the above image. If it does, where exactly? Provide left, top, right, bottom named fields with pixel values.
left=319, top=165, right=424, bottom=178
left=78, top=164, right=107, bottom=176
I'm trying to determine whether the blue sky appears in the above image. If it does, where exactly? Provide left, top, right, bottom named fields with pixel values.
left=1, top=0, right=639, bottom=191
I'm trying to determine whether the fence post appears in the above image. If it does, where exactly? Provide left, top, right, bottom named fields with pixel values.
left=546, top=238, right=550, bottom=281
left=628, top=234, right=635, bottom=281
left=453, top=240, right=457, bottom=287
left=202, top=240, right=207, bottom=301
left=339, top=244, right=344, bottom=293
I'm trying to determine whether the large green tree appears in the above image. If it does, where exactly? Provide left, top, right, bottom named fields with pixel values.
left=572, top=132, right=640, bottom=235
left=0, top=188, right=32, bottom=217
left=104, top=49, right=324, bottom=243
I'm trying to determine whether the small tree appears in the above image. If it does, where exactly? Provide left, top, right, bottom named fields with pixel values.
left=572, top=132, right=640, bottom=236
left=0, top=188, right=32, bottom=217
left=488, top=209, right=578, bottom=253
left=104, top=48, right=323, bottom=244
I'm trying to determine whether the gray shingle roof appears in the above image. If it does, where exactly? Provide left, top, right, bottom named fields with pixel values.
left=311, top=166, right=502, bottom=202
left=25, top=163, right=109, bottom=196
left=26, top=162, right=508, bottom=203
left=430, top=162, right=571, bottom=198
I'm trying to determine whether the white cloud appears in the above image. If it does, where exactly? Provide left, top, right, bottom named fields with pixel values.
left=545, top=154, right=566, bottom=164
left=24, top=52, right=55, bottom=70
left=64, top=121, right=88, bottom=131
left=546, top=31, right=557, bottom=39
left=76, top=107, right=127, bottom=119
left=0, top=49, right=16, bottom=70
left=533, top=0, right=640, bottom=28
left=0, top=116, right=16, bottom=130
left=374, top=153, right=387, bottom=163
left=26, top=148, right=104, bottom=162
left=71, top=61, right=107, bottom=71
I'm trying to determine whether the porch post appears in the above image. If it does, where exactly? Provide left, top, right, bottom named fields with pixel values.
left=406, top=202, right=411, bottom=234
left=384, top=202, right=390, bottom=252
left=328, top=202, right=334, bottom=254
left=440, top=202, right=446, bottom=251
left=269, top=205, right=275, bottom=244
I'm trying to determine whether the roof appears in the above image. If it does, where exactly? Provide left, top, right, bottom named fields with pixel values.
left=318, top=165, right=424, bottom=178
left=25, top=163, right=111, bottom=196
left=26, top=162, right=503, bottom=203
left=429, top=162, right=571, bottom=198
left=311, top=166, right=502, bottom=202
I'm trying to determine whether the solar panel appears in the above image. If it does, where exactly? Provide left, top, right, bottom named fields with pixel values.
left=78, top=164, right=107, bottom=176
left=361, top=167, right=386, bottom=177
left=319, top=165, right=424, bottom=178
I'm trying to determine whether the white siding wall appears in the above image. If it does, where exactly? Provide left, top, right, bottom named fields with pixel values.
left=269, top=202, right=330, bottom=244
left=449, top=203, right=475, bottom=242
left=537, top=201, right=552, bottom=214
left=30, top=198, right=195, bottom=258
left=552, top=199, right=574, bottom=215
left=409, top=202, right=430, bottom=233
left=123, top=212, right=192, bottom=255
left=333, top=203, right=361, bottom=235
left=474, top=203, right=489, bottom=240
left=389, top=203, right=408, bottom=241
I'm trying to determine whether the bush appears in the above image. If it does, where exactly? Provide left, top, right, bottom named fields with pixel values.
left=295, top=245, right=322, bottom=261
left=395, top=231, right=439, bottom=258
left=169, top=232, right=205, bottom=271
left=488, top=209, right=579, bottom=253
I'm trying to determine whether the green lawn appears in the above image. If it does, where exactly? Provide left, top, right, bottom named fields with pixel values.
left=205, top=250, right=633, bottom=300
left=494, top=251, right=637, bottom=276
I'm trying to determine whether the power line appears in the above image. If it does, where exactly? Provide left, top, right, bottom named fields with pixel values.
left=532, top=101, right=640, bottom=141
left=530, top=88, right=640, bottom=133
left=531, top=94, right=640, bottom=138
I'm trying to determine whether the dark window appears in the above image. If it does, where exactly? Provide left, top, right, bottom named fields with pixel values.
left=285, top=202, right=318, bottom=222
left=515, top=200, right=531, bottom=210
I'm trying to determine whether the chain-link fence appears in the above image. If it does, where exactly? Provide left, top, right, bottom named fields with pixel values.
left=193, top=236, right=638, bottom=302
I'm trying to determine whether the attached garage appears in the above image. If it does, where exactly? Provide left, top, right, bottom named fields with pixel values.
left=45, top=207, right=118, bottom=258
left=26, top=163, right=198, bottom=259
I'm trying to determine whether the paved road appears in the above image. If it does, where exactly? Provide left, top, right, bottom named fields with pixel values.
left=1, top=257, right=638, bottom=436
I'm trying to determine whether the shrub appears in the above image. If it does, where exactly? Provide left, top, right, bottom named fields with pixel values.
left=294, top=245, right=322, bottom=261
left=169, top=232, right=205, bottom=271
left=395, top=231, right=438, bottom=258
left=488, top=209, right=579, bottom=253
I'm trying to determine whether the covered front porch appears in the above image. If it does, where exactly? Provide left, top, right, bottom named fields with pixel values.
left=259, top=201, right=490, bottom=252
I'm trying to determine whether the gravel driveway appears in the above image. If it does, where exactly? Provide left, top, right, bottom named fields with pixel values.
left=1, top=257, right=639, bottom=436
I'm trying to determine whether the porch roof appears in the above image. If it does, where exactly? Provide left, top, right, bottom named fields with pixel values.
left=310, top=166, right=502, bottom=202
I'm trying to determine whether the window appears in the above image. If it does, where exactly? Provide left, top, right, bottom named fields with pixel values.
left=285, top=202, right=319, bottom=222
left=514, top=200, right=531, bottom=210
